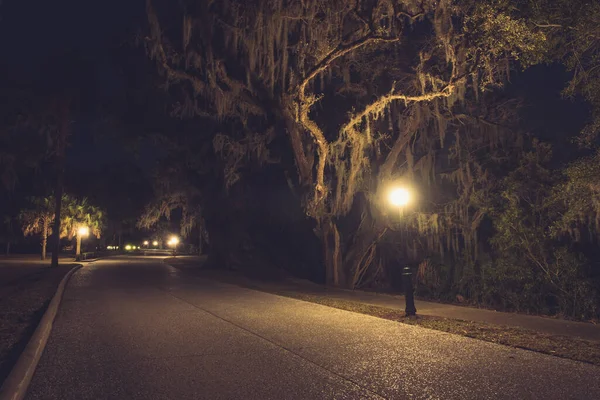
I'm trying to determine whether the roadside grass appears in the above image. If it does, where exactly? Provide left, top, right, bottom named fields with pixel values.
left=0, top=264, right=74, bottom=385
left=171, top=262, right=600, bottom=366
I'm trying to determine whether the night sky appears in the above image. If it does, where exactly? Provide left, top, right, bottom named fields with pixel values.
left=0, top=0, right=157, bottom=246
left=1, top=0, right=146, bottom=166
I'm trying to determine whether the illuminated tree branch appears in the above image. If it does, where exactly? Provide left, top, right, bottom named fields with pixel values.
left=298, top=34, right=400, bottom=94
left=295, top=32, right=401, bottom=210
left=341, top=85, right=455, bottom=135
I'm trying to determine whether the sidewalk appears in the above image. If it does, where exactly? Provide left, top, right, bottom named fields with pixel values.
left=169, top=257, right=600, bottom=342
left=301, top=287, right=600, bottom=342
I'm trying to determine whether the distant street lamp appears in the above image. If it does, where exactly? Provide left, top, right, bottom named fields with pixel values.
left=167, top=236, right=179, bottom=256
left=143, top=240, right=149, bottom=246
left=76, top=226, right=90, bottom=259
left=152, top=240, right=159, bottom=247
left=387, top=185, right=417, bottom=317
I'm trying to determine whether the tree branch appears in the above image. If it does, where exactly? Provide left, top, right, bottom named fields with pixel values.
left=146, top=0, right=263, bottom=117
left=534, top=23, right=563, bottom=28
left=397, top=11, right=424, bottom=21
left=293, top=32, right=401, bottom=212
left=341, top=85, right=455, bottom=135
left=379, top=130, right=415, bottom=180
left=146, top=0, right=204, bottom=90
left=298, top=95, right=329, bottom=205
left=452, top=113, right=514, bottom=130
left=298, top=34, right=400, bottom=94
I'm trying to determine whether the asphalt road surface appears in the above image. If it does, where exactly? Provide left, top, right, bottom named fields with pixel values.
left=26, top=257, right=600, bottom=399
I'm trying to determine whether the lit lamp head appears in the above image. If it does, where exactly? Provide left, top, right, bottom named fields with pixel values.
left=78, top=226, right=90, bottom=237
left=152, top=240, right=159, bottom=247
left=143, top=240, right=149, bottom=246
left=388, top=187, right=411, bottom=207
left=168, top=236, right=180, bottom=247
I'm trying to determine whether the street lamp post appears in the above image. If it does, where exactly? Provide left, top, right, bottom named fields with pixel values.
left=388, top=185, right=417, bottom=317
left=167, top=236, right=179, bottom=257
left=403, top=266, right=417, bottom=316
left=76, top=226, right=90, bottom=261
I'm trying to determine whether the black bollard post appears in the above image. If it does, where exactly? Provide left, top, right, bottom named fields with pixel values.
left=403, top=266, right=417, bottom=316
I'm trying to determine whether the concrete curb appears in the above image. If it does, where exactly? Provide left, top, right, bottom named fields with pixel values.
left=0, top=264, right=82, bottom=400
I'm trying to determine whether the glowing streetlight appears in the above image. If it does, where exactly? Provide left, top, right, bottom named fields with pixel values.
left=389, top=187, right=411, bottom=207
left=167, top=236, right=179, bottom=247
left=152, top=240, right=159, bottom=247
left=167, top=236, right=180, bottom=257
left=125, top=244, right=132, bottom=251
left=75, top=226, right=90, bottom=258
left=143, top=240, right=149, bottom=246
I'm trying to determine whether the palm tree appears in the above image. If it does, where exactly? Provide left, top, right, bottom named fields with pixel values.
left=19, top=195, right=71, bottom=260
left=62, top=197, right=105, bottom=256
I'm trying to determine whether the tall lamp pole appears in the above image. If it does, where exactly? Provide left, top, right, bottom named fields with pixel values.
left=388, top=187, right=417, bottom=317
left=168, top=236, right=180, bottom=257
left=76, top=226, right=89, bottom=261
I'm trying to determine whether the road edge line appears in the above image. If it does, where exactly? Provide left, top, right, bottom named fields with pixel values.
left=0, top=264, right=83, bottom=400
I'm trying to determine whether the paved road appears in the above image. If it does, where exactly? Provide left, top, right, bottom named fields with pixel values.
left=26, top=257, right=600, bottom=399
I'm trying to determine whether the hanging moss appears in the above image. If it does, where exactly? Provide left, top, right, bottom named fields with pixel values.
left=145, top=0, right=551, bottom=289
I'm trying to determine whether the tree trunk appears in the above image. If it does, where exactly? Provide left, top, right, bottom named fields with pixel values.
left=347, top=238, right=380, bottom=289
left=51, top=173, right=64, bottom=267
left=198, top=225, right=203, bottom=255
left=282, top=104, right=313, bottom=190
left=76, top=235, right=82, bottom=256
left=321, top=217, right=342, bottom=286
left=41, top=219, right=48, bottom=261
left=51, top=99, right=70, bottom=268
left=345, top=225, right=387, bottom=289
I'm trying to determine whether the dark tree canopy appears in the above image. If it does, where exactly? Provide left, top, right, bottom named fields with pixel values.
left=144, top=0, right=548, bottom=286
